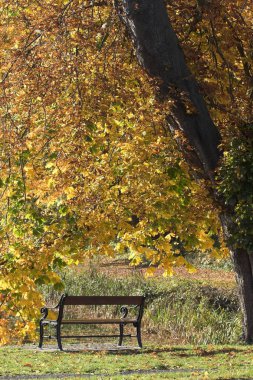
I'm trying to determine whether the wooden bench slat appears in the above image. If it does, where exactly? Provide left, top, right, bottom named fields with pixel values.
left=63, top=296, right=144, bottom=306
left=61, top=318, right=137, bottom=324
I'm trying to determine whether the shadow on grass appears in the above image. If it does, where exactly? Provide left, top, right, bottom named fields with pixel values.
left=60, top=345, right=247, bottom=357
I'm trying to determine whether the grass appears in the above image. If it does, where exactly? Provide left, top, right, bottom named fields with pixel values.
left=1, top=344, right=253, bottom=379
left=184, top=252, right=234, bottom=272
left=1, top=261, right=250, bottom=379
left=41, top=264, right=241, bottom=345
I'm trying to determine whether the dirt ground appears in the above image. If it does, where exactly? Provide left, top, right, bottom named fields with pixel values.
left=94, top=258, right=236, bottom=288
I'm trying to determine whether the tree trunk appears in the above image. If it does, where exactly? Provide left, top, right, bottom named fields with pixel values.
left=115, top=0, right=221, bottom=179
left=231, top=248, right=253, bottom=343
left=221, top=214, right=253, bottom=343
left=115, top=0, right=253, bottom=342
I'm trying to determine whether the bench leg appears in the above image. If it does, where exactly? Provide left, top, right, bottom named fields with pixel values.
left=56, top=324, right=63, bottom=351
left=118, top=323, right=124, bottom=346
left=39, top=322, right=44, bottom=349
left=136, top=323, right=142, bottom=348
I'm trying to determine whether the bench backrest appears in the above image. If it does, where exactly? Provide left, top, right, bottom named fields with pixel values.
left=56, top=294, right=145, bottom=322
left=63, top=295, right=144, bottom=306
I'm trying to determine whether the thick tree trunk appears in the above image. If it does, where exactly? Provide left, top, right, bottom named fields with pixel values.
left=115, top=0, right=253, bottom=342
left=231, top=248, right=253, bottom=342
left=115, top=0, right=221, bottom=179
left=221, top=215, right=253, bottom=342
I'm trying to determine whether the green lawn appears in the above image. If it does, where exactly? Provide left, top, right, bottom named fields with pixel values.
left=1, top=343, right=253, bottom=379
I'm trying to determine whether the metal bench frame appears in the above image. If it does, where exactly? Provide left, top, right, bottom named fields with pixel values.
left=39, top=294, right=145, bottom=350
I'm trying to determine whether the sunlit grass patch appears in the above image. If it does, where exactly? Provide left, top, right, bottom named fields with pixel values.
left=1, top=344, right=253, bottom=379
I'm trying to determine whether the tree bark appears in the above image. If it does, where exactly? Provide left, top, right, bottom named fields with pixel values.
left=232, top=248, right=253, bottom=342
left=115, top=0, right=221, bottom=180
left=115, top=0, right=253, bottom=342
left=221, top=214, right=253, bottom=343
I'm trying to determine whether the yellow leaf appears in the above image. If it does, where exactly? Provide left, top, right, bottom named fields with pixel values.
left=145, top=267, right=156, bottom=277
left=65, top=186, right=76, bottom=200
left=186, top=263, right=197, bottom=274
left=163, top=267, right=174, bottom=277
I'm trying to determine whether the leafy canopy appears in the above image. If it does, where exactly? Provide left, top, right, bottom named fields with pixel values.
left=0, top=0, right=252, bottom=343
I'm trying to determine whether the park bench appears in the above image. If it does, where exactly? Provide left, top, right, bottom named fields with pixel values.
left=39, top=294, right=145, bottom=350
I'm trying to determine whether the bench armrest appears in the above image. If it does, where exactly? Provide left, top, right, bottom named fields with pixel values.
left=40, top=294, right=66, bottom=321
left=120, top=305, right=138, bottom=319
left=120, top=306, right=129, bottom=318
left=120, top=298, right=145, bottom=322
left=40, top=306, right=59, bottom=320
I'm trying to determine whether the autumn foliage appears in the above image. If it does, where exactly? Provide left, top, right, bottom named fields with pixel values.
left=0, top=0, right=252, bottom=344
